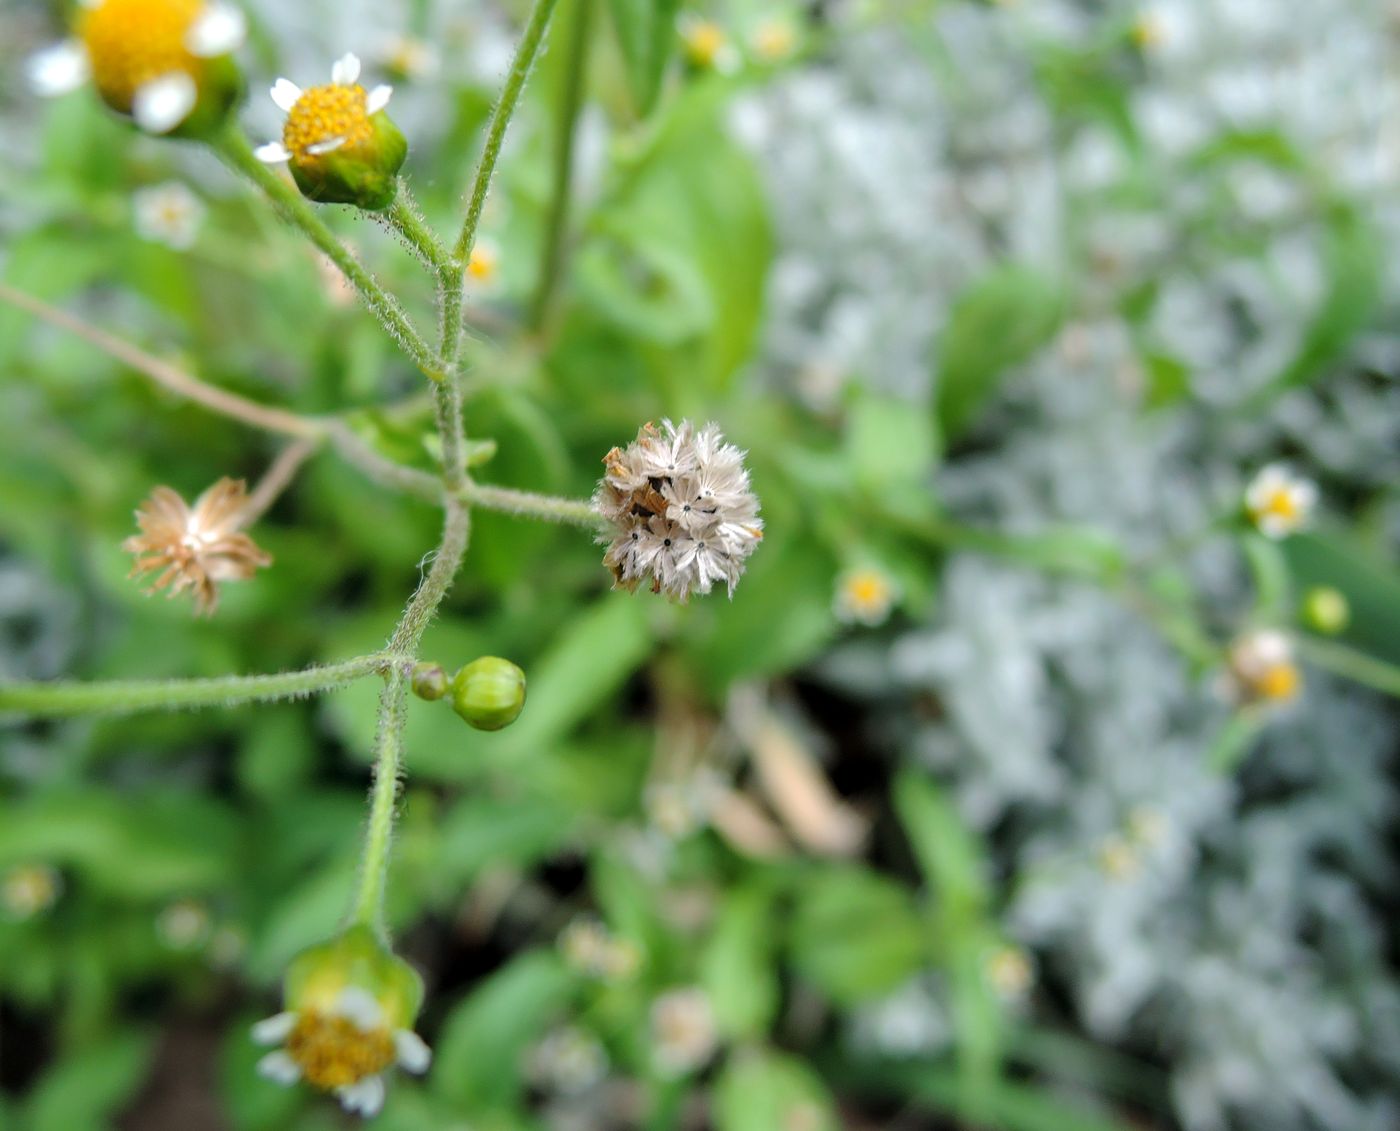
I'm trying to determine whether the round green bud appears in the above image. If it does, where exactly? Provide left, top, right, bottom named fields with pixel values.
left=410, top=661, right=448, bottom=702
left=1301, top=586, right=1350, bottom=636
left=450, top=657, right=526, bottom=731
left=283, top=925, right=424, bottom=1029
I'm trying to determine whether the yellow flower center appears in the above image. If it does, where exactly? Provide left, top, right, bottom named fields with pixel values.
left=1131, top=15, right=1165, bottom=49
left=683, top=22, right=729, bottom=66
left=78, top=0, right=203, bottom=112
left=285, top=1010, right=396, bottom=1091
left=753, top=20, right=796, bottom=61
left=845, top=571, right=891, bottom=611
left=283, top=84, right=375, bottom=162
left=1258, top=488, right=1300, bottom=522
left=1255, top=663, right=1301, bottom=702
left=467, top=244, right=499, bottom=282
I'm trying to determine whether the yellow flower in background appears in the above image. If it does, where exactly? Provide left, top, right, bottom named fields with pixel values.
left=1224, top=629, right=1302, bottom=707
left=751, top=17, right=799, bottom=64
left=28, top=0, right=246, bottom=135
left=465, top=238, right=502, bottom=290
left=2, top=864, right=62, bottom=920
left=834, top=565, right=898, bottom=627
left=985, top=944, right=1035, bottom=1001
left=678, top=14, right=740, bottom=73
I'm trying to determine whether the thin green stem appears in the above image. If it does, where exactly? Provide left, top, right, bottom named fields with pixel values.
left=528, top=0, right=593, bottom=333
left=433, top=377, right=467, bottom=488
left=1297, top=637, right=1400, bottom=697
left=213, top=128, right=442, bottom=380
left=325, top=421, right=445, bottom=502
left=385, top=182, right=457, bottom=277
left=459, top=481, right=600, bottom=526
left=351, top=500, right=472, bottom=933
left=0, top=655, right=391, bottom=720
left=452, top=0, right=562, bottom=263
left=241, top=438, right=319, bottom=525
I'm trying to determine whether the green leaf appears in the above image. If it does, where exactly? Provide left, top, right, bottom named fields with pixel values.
left=432, top=950, right=575, bottom=1111
left=25, top=1031, right=156, bottom=1131
left=787, top=867, right=926, bottom=1005
left=935, top=266, right=1066, bottom=439
left=607, top=0, right=683, bottom=117
left=700, top=884, right=779, bottom=1038
left=713, top=1049, right=840, bottom=1131
left=1241, top=533, right=1292, bottom=622
left=1284, top=531, right=1400, bottom=667
left=846, top=392, right=939, bottom=489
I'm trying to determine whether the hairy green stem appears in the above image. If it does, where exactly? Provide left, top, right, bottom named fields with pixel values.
left=1297, top=637, right=1400, bottom=698
left=459, top=481, right=600, bottom=526
left=453, top=0, right=562, bottom=263
left=386, top=182, right=457, bottom=278
left=213, top=129, right=442, bottom=380
left=528, top=0, right=592, bottom=333
left=0, top=655, right=391, bottom=720
left=352, top=500, right=472, bottom=933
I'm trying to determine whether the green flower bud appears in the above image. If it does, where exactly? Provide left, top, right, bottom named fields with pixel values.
left=283, top=925, right=423, bottom=1030
left=1301, top=586, right=1350, bottom=636
left=450, top=656, right=526, bottom=731
left=410, top=661, right=448, bottom=702
left=254, top=55, right=407, bottom=211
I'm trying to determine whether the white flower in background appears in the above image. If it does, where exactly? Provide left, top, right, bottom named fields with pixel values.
left=833, top=565, right=898, bottom=626
left=28, top=0, right=246, bottom=134
left=253, top=985, right=431, bottom=1117
left=984, top=944, right=1035, bottom=1002
left=1097, top=833, right=1142, bottom=882
left=254, top=53, right=393, bottom=166
left=464, top=238, right=501, bottom=292
left=1126, top=805, right=1169, bottom=850
left=678, top=13, right=740, bottom=74
left=1244, top=464, right=1317, bottom=539
left=529, top=1026, right=609, bottom=1095
left=559, top=917, right=641, bottom=981
left=133, top=181, right=205, bottom=250
left=379, top=34, right=440, bottom=81
left=750, top=17, right=799, bottom=64
left=650, top=987, right=719, bottom=1077
left=1222, top=629, right=1302, bottom=707
left=596, top=420, right=763, bottom=600
left=157, top=898, right=211, bottom=950
left=2, top=863, right=62, bottom=920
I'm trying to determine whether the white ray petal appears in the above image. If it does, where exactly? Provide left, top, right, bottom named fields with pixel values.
left=254, top=140, right=292, bottom=162
left=337, top=1074, right=386, bottom=1116
left=331, top=52, right=361, bottom=85
left=365, top=84, right=393, bottom=114
left=186, top=3, right=247, bottom=56
left=256, top=1051, right=302, bottom=1085
left=333, top=986, right=384, bottom=1031
left=270, top=77, right=302, bottom=112
left=28, top=41, right=90, bottom=97
left=306, top=135, right=346, bottom=155
left=250, top=1012, right=296, bottom=1045
left=393, top=1029, right=432, bottom=1074
left=132, top=72, right=197, bottom=133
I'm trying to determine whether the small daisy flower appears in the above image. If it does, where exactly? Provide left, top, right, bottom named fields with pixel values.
left=750, top=17, right=799, bottom=64
left=678, top=14, right=740, bottom=74
left=133, top=180, right=205, bottom=250
left=650, top=987, right=719, bottom=1077
left=833, top=566, right=898, bottom=627
left=1243, top=464, right=1317, bottom=539
left=529, top=1026, right=609, bottom=1095
left=464, top=238, right=501, bottom=292
left=1222, top=629, right=1302, bottom=707
left=379, top=34, right=440, bottom=81
left=255, top=53, right=406, bottom=211
left=2, top=863, right=62, bottom=920
left=984, top=944, right=1034, bottom=1002
left=28, top=0, right=245, bottom=136
left=123, top=476, right=272, bottom=616
left=1097, top=833, right=1141, bottom=882
left=157, top=898, right=212, bottom=950
left=595, top=420, right=763, bottom=601
left=1125, top=805, right=1169, bottom=849
left=253, top=927, right=430, bottom=1118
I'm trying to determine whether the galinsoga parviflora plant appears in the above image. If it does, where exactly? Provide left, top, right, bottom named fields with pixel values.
left=3, top=0, right=762, bottom=1115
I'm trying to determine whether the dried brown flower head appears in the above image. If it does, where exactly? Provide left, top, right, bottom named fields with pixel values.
left=123, top=477, right=271, bottom=615
left=595, top=420, right=762, bottom=601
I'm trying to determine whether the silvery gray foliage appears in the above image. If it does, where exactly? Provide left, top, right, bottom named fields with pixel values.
left=753, top=2, right=1400, bottom=1128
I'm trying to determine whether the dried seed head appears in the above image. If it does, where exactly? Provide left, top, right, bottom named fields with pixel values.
left=122, top=477, right=271, bottom=615
left=595, top=420, right=762, bottom=602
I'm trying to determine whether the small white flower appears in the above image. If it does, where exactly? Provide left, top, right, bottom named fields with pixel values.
left=650, top=987, right=718, bottom=1077
left=833, top=566, right=898, bottom=626
left=157, top=898, right=211, bottom=950
left=529, top=1026, right=609, bottom=1095
left=1221, top=629, right=1302, bottom=706
left=2, top=864, right=62, bottom=920
left=464, top=238, right=502, bottom=291
left=256, top=53, right=394, bottom=166
left=380, top=34, right=441, bottom=80
left=133, top=181, right=205, bottom=250
left=984, top=945, right=1035, bottom=1002
left=28, top=0, right=246, bottom=134
left=252, top=984, right=432, bottom=1117
left=596, top=420, right=763, bottom=601
left=678, top=13, right=740, bottom=74
left=1244, top=464, right=1317, bottom=538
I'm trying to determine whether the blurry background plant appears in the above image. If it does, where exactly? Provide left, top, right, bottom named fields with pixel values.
left=2, top=0, right=1400, bottom=1129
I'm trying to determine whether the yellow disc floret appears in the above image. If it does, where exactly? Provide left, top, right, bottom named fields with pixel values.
left=1255, top=662, right=1301, bottom=702
left=78, top=0, right=203, bottom=112
left=283, top=84, right=375, bottom=162
left=286, top=1010, right=397, bottom=1091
